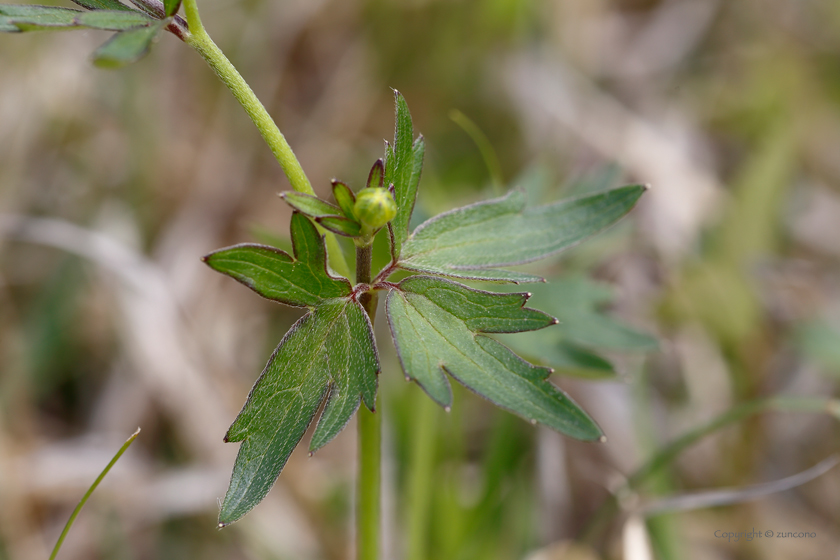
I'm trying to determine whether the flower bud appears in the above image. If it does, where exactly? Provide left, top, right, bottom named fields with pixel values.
left=354, top=187, right=397, bottom=230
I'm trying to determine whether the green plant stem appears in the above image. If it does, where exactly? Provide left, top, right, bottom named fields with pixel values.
left=182, top=1, right=310, bottom=195
left=50, top=428, right=140, bottom=560
left=580, top=397, right=840, bottom=545
left=406, top=390, right=437, bottom=560
left=181, top=0, right=350, bottom=278
left=356, top=242, right=380, bottom=560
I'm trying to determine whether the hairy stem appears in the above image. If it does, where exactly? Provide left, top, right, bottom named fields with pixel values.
left=182, top=0, right=310, bottom=195
left=181, top=0, right=350, bottom=278
left=356, top=242, right=381, bottom=560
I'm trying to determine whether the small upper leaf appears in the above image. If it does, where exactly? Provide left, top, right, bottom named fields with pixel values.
left=316, top=215, right=363, bottom=237
left=203, top=212, right=351, bottom=307
left=397, top=185, right=646, bottom=283
left=220, top=298, right=379, bottom=526
left=386, top=275, right=601, bottom=440
left=280, top=191, right=344, bottom=219
left=92, top=19, right=164, bottom=68
left=385, top=91, right=425, bottom=260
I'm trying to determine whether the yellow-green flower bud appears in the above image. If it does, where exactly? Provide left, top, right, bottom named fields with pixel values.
left=354, top=187, right=397, bottom=230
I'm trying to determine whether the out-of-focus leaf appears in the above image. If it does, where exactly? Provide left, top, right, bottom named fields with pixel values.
left=386, top=276, right=601, bottom=440
left=0, top=5, right=81, bottom=31
left=796, top=321, right=840, bottom=376
left=500, top=329, right=617, bottom=379
left=497, top=275, right=656, bottom=377
left=331, top=180, right=357, bottom=220
left=220, top=298, right=378, bottom=526
left=385, top=91, right=425, bottom=260
left=316, top=215, right=362, bottom=238
left=71, top=0, right=133, bottom=11
left=163, top=0, right=179, bottom=16
left=398, top=185, right=646, bottom=283
left=76, top=10, right=152, bottom=30
left=537, top=276, right=658, bottom=351
left=203, top=212, right=351, bottom=308
left=91, top=20, right=163, bottom=68
left=280, top=191, right=344, bottom=219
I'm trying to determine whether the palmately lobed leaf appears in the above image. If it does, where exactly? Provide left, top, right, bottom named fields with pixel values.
left=220, top=298, right=379, bottom=526
left=386, top=275, right=602, bottom=441
left=398, top=184, right=646, bottom=282
left=203, top=212, right=351, bottom=308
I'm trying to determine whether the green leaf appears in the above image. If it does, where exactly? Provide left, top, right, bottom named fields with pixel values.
left=386, top=276, right=601, bottom=440
left=163, top=0, right=179, bottom=16
left=203, top=212, right=351, bottom=308
left=385, top=91, right=425, bottom=260
left=220, top=298, right=379, bottom=526
left=398, top=185, right=646, bottom=283
left=331, top=180, right=357, bottom=220
left=76, top=10, right=152, bottom=30
left=0, top=5, right=81, bottom=31
left=316, top=215, right=362, bottom=237
left=71, top=0, right=134, bottom=11
left=280, top=191, right=344, bottom=219
left=91, top=20, right=163, bottom=68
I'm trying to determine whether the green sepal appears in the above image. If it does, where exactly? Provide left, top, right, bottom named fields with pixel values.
left=331, top=180, right=357, bottom=220
left=163, top=0, right=180, bottom=16
left=398, top=185, right=646, bottom=283
left=316, top=215, right=363, bottom=238
left=385, top=276, right=602, bottom=441
left=202, top=212, right=351, bottom=308
left=385, top=91, right=425, bottom=260
left=280, top=191, right=344, bottom=219
left=220, top=298, right=379, bottom=526
left=76, top=10, right=152, bottom=30
left=367, top=158, right=385, bottom=190
left=92, top=19, right=164, bottom=68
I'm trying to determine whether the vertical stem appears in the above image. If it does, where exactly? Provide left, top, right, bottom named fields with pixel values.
left=406, top=390, right=437, bottom=560
left=180, top=0, right=351, bottom=278
left=356, top=243, right=380, bottom=560
left=182, top=0, right=311, bottom=195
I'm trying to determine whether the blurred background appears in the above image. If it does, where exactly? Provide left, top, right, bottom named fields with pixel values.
left=2, top=0, right=840, bottom=558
